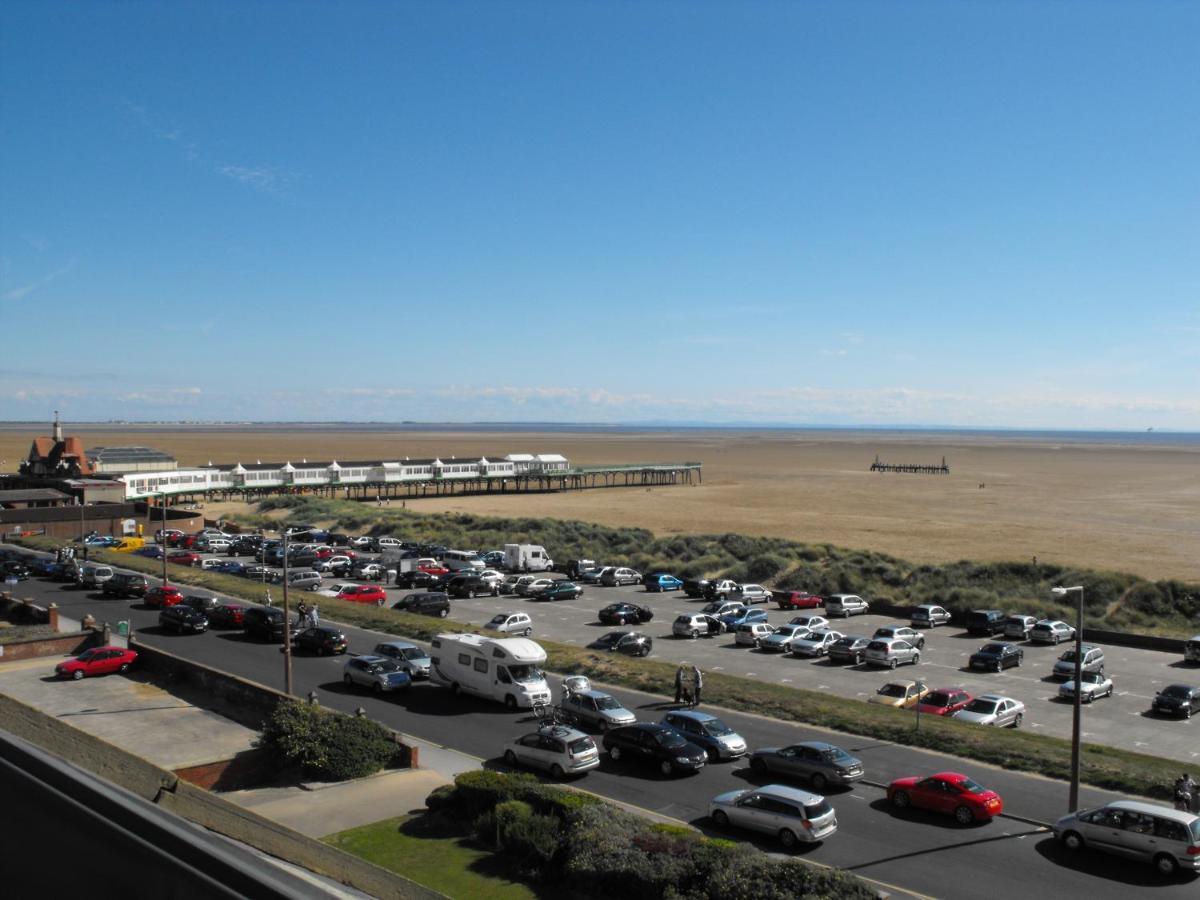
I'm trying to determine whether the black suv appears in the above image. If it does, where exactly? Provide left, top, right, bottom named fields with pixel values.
left=969, top=642, right=1024, bottom=671
left=228, top=536, right=262, bottom=556
left=243, top=606, right=288, bottom=642
left=965, top=609, right=1007, bottom=636
left=392, top=592, right=450, bottom=618
left=159, top=605, right=209, bottom=634
left=102, top=573, right=150, bottom=599
left=447, top=576, right=499, bottom=599
left=292, top=626, right=348, bottom=655
left=601, top=724, right=707, bottom=776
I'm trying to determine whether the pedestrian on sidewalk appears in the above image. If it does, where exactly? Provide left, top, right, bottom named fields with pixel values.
left=674, top=664, right=686, bottom=704
left=309, top=604, right=320, bottom=628
left=691, top=664, right=703, bottom=707
left=296, top=601, right=308, bottom=629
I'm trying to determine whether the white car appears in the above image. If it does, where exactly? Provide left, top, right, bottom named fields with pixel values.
left=313, top=555, right=353, bottom=573
left=873, top=625, right=926, bottom=650
left=789, top=615, right=829, bottom=632
left=477, top=569, right=505, bottom=587
left=318, top=582, right=360, bottom=598
left=825, top=594, right=870, bottom=617
left=952, top=694, right=1026, bottom=727
left=735, top=584, right=773, bottom=604
left=504, top=725, right=600, bottom=779
left=484, top=612, right=534, bottom=637
left=198, top=558, right=225, bottom=570
left=204, top=537, right=233, bottom=551
left=735, top=622, right=776, bottom=647
left=505, top=574, right=537, bottom=594
left=1059, top=670, right=1114, bottom=703
left=517, top=577, right=555, bottom=597
left=350, top=535, right=375, bottom=548
left=790, top=629, right=844, bottom=658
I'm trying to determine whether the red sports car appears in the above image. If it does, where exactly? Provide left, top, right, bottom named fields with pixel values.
left=56, top=646, right=139, bottom=680
left=887, top=772, right=1003, bottom=824
left=145, top=585, right=185, bottom=608
left=776, top=591, right=823, bottom=610
left=168, top=551, right=200, bottom=566
left=209, top=603, right=247, bottom=628
left=336, top=585, right=388, bottom=605
left=916, top=688, right=973, bottom=717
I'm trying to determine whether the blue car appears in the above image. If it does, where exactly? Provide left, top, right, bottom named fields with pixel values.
left=719, top=608, right=770, bottom=630
left=660, top=710, right=749, bottom=761
left=215, top=561, right=246, bottom=576
left=135, top=546, right=165, bottom=559
left=644, top=573, right=684, bottom=593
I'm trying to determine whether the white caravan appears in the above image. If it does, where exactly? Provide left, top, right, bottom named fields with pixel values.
left=504, top=543, right=554, bottom=573
left=429, top=633, right=552, bottom=709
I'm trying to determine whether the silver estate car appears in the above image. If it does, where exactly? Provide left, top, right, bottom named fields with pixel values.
left=749, top=741, right=865, bottom=791
left=559, top=689, right=637, bottom=732
left=864, top=637, right=922, bottom=669
left=505, top=724, right=600, bottom=779
left=372, top=641, right=432, bottom=679
left=1054, top=800, right=1200, bottom=876
left=709, top=784, right=838, bottom=848
left=342, top=655, right=412, bottom=693
left=953, top=693, right=1026, bottom=727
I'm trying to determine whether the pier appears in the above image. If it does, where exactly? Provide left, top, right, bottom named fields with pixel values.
left=869, top=455, right=950, bottom=475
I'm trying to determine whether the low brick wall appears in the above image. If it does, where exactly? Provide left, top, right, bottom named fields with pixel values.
left=174, top=746, right=277, bottom=791
left=0, top=630, right=96, bottom=662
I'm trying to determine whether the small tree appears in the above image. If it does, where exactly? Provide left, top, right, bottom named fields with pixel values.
left=258, top=700, right=396, bottom=781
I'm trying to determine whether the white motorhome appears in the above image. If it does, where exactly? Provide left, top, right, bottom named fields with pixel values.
left=504, top=543, right=554, bottom=573
left=443, top=550, right=485, bottom=572
left=429, top=633, right=552, bottom=709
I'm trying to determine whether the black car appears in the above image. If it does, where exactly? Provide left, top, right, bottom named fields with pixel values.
left=292, top=626, right=349, bottom=655
left=243, top=565, right=281, bottom=583
left=182, top=595, right=222, bottom=615
left=101, top=572, right=150, bottom=599
left=0, top=561, right=30, bottom=580
left=587, top=631, right=653, bottom=657
left=447, top=575, right=500, bottom=599
left=969, top=642, right=1025, bottom=672
left=159, top=605, right=209, bottom=634
left=1152, top=684, right=1200, bottom=718
left=827, top=635, right=872, bottom=665
left=598, top=603, right=654, bottom=626
left=228, top=537, right=262, bottom=556
left=965, top=609, right=1007, bottom=636
left=682, top=579, right=710, bottom=599
left=602, top=724, right=707, bottom=776
left=537, top=581, right=583, bottom=602
left=327, top=533, right=352, bottom=547
left=243, top=606, right=288, bottom=643
left=396, top=570, right=439, bottom=590
left=392, top=592, right=450, bottom=618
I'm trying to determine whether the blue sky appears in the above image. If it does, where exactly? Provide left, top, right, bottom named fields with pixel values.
left=2, top=1, right=1197, bottom=429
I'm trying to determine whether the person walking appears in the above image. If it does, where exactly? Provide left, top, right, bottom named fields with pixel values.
left=674, top=664, right=686, bottom=704
left=295, top=601, right=308, bottom=629
left=691, top=664, right=703, bottom=707
left=309, top=603, right=320, bottom=628
left=1174, top=773, right=1196, bottom=812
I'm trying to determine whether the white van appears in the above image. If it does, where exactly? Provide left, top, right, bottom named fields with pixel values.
left=443, top=550, right=485, bottom=572
left=429, top=633, right=552, bottom=709
left=78, top=565, right=115, bottom=589
left=504, top=543, right=554, bottom=573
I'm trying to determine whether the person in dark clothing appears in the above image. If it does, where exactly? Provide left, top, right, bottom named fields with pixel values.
left=691, top=665, right=703, bottom=707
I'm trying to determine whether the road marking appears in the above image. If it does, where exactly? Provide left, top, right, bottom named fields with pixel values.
left=779, top=678, right=792, bottom=683
left=818, top=685, right=829, bottom=690
left=1030, top=723, right=1042, bottom=728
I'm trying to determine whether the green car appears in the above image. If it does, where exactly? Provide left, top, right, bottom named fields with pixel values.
left=537, top=581, right=583, bottom=602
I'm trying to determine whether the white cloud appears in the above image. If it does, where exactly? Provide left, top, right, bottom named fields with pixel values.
left=4, top=258, right=78, bottom=301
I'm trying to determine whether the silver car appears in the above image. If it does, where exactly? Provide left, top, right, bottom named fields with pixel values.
left=790, top=629, right=844, bottom=658
left=735, top=622, right=776, bottom=647
left=1053, top=800, right=1200, bottom=876
left=734, top=584, right=773, bottom=604
left=953, top=693, right=1026, bottom=727
left=911, top=604, right=952, bottom=628
left=600, top=567, right=641, bottom=587
left=1003, top=614, right=1039, bottom=641
left=372, top=640, right=431, bottom=679
left=1059, top=670, right=1114, bottom=703
left=709, top=784, right=838, bottom=848
left=873, top=625, right=926, bottom=650
left=749, top=741, right=864, bottom=791
left=559, top=689, right=636, bottom=732
left=342, top=655, right=412, bottom=693
left=825, top=594, right=869, bottom=617
left=1052, top=645, right=1105, bottom=679
left=864, top=637, right=921, bottom=669
left=504, top=724, right=600, bottom=778
left=758, top=624, right=812, bottom=653
left=1030, top=619, right=1077, bottom=645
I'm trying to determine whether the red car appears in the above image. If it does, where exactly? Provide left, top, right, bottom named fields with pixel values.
left=417, top=562, right=449, bottom=577
left=209, top=603, right=247, bottom=628
left=312, top=547, right=335, bottom=560
left=776, top=591, right=823, bottom=610
left=336, top=585, right=388, bottom=605
left=145, top=585, right=185, bottom=608
left=56, top=646, right=139, bottom=680
left=887, top=772, right=1003, bottom=824
left=916, top=688, right=973, bottom=716
left=168, top=551, right=201, bottom=566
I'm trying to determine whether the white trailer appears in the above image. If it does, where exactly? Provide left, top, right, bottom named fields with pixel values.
left=504, top=543, right=554, bottom=573
left=429, top=633, right=552, bottom=709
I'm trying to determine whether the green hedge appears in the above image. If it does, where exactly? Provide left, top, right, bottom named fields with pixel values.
left=258, top=698, right=399, bottom=781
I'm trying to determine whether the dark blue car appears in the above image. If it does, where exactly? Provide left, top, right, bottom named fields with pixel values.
left=719, top=608, right=769, bottom=630
left=215, top=561, right=247, bottom=576
left=644, top=573, right=684, bottom=593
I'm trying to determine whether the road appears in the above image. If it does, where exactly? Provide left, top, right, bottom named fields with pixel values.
left=6, top=549, right=1198, bottom=899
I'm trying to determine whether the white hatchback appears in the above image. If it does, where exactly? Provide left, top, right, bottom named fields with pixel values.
left=504, top=725, right=600, bottom=779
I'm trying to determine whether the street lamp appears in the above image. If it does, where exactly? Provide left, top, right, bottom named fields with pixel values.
left=281, top=529, right=293, bottom=696
left=1052, top=584, right=1085, bottom=812
left=914, top=679, right=928, bottom=733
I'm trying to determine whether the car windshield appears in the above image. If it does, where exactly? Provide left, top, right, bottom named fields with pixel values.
left=508, top=665, right=543, bottom=684
left=1079, top=671, right=1103, bottom=684
left=878, top=684, right=907, bottom=698
left=775, top=627, right=800, bottom=638
left=981, top=644, right=1005, bottom=654
left=488, top=615, right=508, bottom=625
left=1060, top=650, right=1078, bottom=661
left=804, top=799, right=833, bottom=819
left=656, top=731, right=687, bottom=749
left=568, top=737, right=596, bottom=755
left=924, top=691, right=953, bottom=707
left=964, top=699, right=999, bottom=714
left=701, top=602, right=724, bottom=613
left=675, top=616, right=694, bottom=625
left=595, top=696, right=623, bottom=711
left=701, top=718, right=734, bottom=737
left=958, top=778, right=986, bottom=794
left=369, top=660, right=402, bottom=674
left=1162, top=685, right=1193, bottom=699
left=598, top=633, right=623, bottom=646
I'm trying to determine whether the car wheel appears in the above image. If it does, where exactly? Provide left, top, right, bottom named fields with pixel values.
left=954, top=805, right=975, bottom=825
left=996, top=662, right=1003, bottom=673
left=711, top=809, right=730, bottom=828
left=550, top=763, right=566, bottom=780
left=854, top=653, right=864, bottom=665
left=660, top=759, right=674, bottom=776
left=450, top=682, right=460, bottom=696
left=889, top=659, right=898, bottom=670
left=690, top=630, right=699, bottom=640
left=750, top=757, right=767, bottom=774
left=1154, top=853, right=1179, bottom=876
left=1186, top=707, right=1192, bottom=719
left=912, top=653, right=921, bottom=665
left=371, top=682, right=382, bottom=694
left=917, top=639, right=925, bottom=650
left=72, top=669, right=84, bottom=681
left=1061, top=829, right=1085, bottom=851
left=1106, top=686, right=1114, bottom=698
left=504, top=694, right=517, bottom=710
left=706, top=746, right=720, bottom=763
left=1013, top=712, right=1024, bottom=728
left=1016, top=654, right=1023, bottom=666
left=640, top=645, right=651, bottom=657
left=522, top=628, right=532, bottom=637
left=503, top=749, right=518, bottom=767
left=617, top=618, right=626, bottom=626
left=892, top=790, right=911, bottom=809
left=778, top=828, right=799, bottom=850
left=438, top=609, right=448, bottom=618
left=811, top=772, right=828, bottom=792
left=344, top=674, right=353, bottom=686
left=610, top=745, right=622, bottom=761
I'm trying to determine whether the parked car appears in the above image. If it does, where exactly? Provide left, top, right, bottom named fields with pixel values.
left=1151, top=684, right=1200, bottom=718
left=373, top=641, right=432, bottom=679
left=597, top=602, right=653, bottom=626
left=516, top=577, right=555, bottom=597
left=292, top=625, right=349, bottom=655
left=102, top=572, right=149, bottom=599
left=484, top=612, right=534, bottom=636
left=181, top=595, right=221, bottom=615
left=864, top=638, right=921, bottom=669
left=1059, top=670, right=1114, bottom=703
left=720, top=607, right=769, bottom=631
left=343, top=655, right=412, bottom=693
left=581, top=567, right=613, bottom=585
left=286, top=571, right=323, bottom=592
left=585, top=631, right=653, bottom=657
left=776, top=591, right=823, bottom=610
left=825, top=594, right=869, bottom=617
left=749, top=741, right=865, bottom=790
left=144, top=585, right=184, bottom=608
left=733, top=584, right=773, bottom=604
left=887, top=772, right=1003, bottom=825
left=1185, top=636, right=1200, bottom=664
left=735, top=622, right=777, bottom=647
left=1052, top=645, right=1105, bottom=679
left=214, top=561, right=247, bottom=577
left=55, top=646, right=138, bottom=680
left=869, top=680, right=931, bottom=709
left=209, top=603, right=247, bottom=628
left=353, top=562, right=389, bottom=582
left=168, top=551, right=201, bottom=567
left=661, top=710, right=747, bottom=761
left=243, top=606, right=287, bottom=642
left=565, top=559, right=598, bottom=580
left=759, top=623, right=811, bottom=653
left=335, top=584, right=388, bottom=605
left=644, top=573, right=684, bottom=592
left=396, top=570, right=439, bottom=590
left=916, top=688, right=973, bottom=716
left=790, top=629, right=844, bottom=658
left=969, top=642, right=1025, bottom=672
left=789, top=615, right=829, bottom=632
left=602, top=724, right=707, bottom=776
left=910, top=604, right=952, bottom=628
left=561, top=689, right=636, bottom=732
left=77, top=565, right=115, bottom=590
left=505, top=724, right=600, bottom=779
left=952, top=694, right=1026, bottom=727
left=874, top=625, right=926, bottom=650
left=673, top=613, right=724, bottom=639
left=1003, top=614, right=1039, bottom=641
left=709, top=784, right=837, bottom=847
left=1030, top=620, right=1077, bottom=645
left=702, top=600, right=746, bottom=618
left=703, top=579, right=740, bottom=601
left=1052, top=801, right=1200, bottom=875
left=600, top=567, right=642, bottom=587
left=392, top=592, right=450, bottom=618
left=313, top=556, right=353, bottom=575
left=965, top=609, right=1008, bottom=636
left=827, top=635, right=871, bottom=665
left=682, top=578, right=710, bottom=598
left=537, top=580, right=583, bottom=602
left=447, top=575, right=501, bottom=599
left=159, top=605, right=209, bottom=634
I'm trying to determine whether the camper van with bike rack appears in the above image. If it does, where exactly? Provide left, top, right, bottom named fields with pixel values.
left=429, top=633, right=551, bottom=710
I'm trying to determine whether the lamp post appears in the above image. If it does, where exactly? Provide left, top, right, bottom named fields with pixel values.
left=914, top=679, right=927, bottom=733
left=160, top=494, right=169, bottom=587
left=1052, top=584, right=1085, bottom=812
left=281, top=529, right=293, bottom=695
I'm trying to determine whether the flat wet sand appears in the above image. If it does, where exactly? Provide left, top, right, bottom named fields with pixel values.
left=3, top=427, right=1196, bottom=582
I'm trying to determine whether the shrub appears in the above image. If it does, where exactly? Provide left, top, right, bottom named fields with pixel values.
left=257, top=699, right=396, bottom=781
left=453, top=769, right=538, bottom=819
left=745, top=553, right=788, bottom=582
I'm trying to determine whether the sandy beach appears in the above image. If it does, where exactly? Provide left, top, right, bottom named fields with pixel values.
left=2, top=426, right=1197, bottom=583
